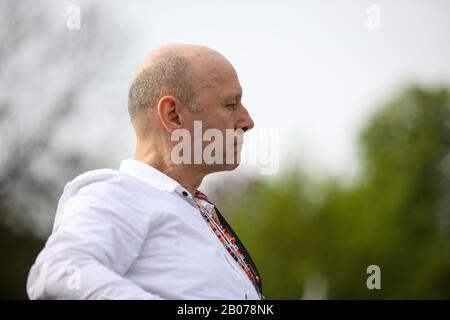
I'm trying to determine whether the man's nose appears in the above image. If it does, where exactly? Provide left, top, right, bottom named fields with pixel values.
left=239, top=106, right=255, bottom=132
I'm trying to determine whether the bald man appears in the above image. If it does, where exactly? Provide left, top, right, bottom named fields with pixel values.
left=27, top=44, right=264, bottom=300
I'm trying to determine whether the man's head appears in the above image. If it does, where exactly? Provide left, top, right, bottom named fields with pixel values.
left=128, top=44, right=254, bottom=174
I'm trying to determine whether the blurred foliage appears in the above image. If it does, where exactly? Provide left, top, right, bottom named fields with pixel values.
left=0, top=1, right=121, bottom=299
left=227, top=86, right=450, bottom=299
left=0, top=211, right=44, bottom=299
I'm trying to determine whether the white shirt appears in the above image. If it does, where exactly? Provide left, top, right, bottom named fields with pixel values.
left=27, top=159, right=261, bottom=300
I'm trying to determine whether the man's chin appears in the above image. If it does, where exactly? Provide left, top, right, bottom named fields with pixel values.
left=205, top=162, right=240, bottom=173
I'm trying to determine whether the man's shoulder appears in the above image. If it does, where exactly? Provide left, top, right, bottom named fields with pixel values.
left=61, top=167, right=166, bottom=205
left=55, top=168, right=148, bottom=226
left=63, top=168, right=120, bottom=198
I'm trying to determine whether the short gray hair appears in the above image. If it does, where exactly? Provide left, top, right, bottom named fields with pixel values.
left=128, top=53, right=198, bottom=122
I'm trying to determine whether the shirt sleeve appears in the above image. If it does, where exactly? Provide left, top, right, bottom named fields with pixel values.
left=26, top=183, right=162, bottom=300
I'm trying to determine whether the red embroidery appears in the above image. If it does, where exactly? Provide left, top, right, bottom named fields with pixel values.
left=193, top=191, right=260, bottom=288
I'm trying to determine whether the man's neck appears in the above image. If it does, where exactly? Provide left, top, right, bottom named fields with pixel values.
left=164, top=165, right=205, bottom=195
left=134, top=148, right=206, bottom=195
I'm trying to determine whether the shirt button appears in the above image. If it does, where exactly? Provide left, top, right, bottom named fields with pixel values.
left=182, top=191, right=188, bottom=196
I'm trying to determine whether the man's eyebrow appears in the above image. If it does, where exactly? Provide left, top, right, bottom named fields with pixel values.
left=223, top=93, right=242, bottom=103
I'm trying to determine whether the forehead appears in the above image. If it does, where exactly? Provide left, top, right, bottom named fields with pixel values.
left=189, top=52, right=241, bottom=96
left=213, top=74, right=242, bottom=101
left=199, top=78, right=242, bottom=104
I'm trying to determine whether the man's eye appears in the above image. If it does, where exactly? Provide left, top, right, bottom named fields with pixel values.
left=226, top=104, right=236, bottom=111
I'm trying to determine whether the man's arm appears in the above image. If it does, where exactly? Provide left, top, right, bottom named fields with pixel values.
left=27, top=188, right=161, bottom=300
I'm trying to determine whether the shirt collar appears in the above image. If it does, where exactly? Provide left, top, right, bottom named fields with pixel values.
left=119, top=159, right=207, bottom=208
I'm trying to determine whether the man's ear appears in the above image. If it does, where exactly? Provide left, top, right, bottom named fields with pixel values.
left=157, top=95, right=183, bottom=133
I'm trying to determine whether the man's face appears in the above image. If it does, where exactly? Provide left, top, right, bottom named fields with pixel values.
left=185, top=57, right=255, bottom=171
